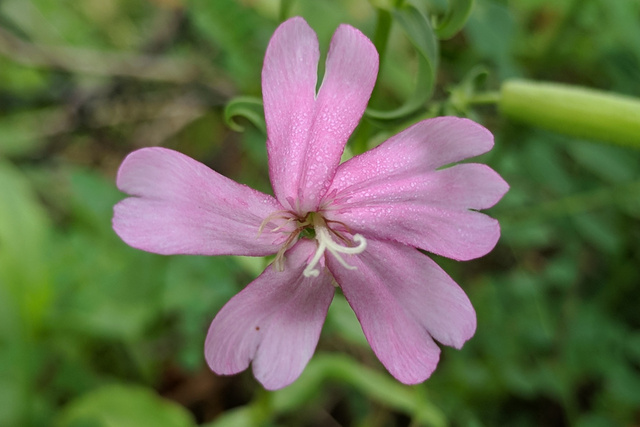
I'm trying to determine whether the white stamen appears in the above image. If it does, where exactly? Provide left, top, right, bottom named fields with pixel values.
left=303, top=225, right=367, bottom=278
left=257, top=210, right=296, bottom=236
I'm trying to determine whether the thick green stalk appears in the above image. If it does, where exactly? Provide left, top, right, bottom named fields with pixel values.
left=499, top=80, right=640, bottom=148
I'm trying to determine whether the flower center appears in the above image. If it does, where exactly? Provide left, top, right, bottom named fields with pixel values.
left=259, top=211, right=367, bottom=277
left=302, top=213, right=367, bottom=278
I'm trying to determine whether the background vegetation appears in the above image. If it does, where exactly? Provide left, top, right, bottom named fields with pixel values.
left=1, top=0, right=639, bottom=426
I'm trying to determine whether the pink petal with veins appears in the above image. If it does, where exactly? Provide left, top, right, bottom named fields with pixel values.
left=328, top=239, right=476, bottom=383
left=263, top=17, right=378, bottom=214
left=325, top=117, right=509, bottom=260
left=113, top=147, right=289, bottom=256
left=205, top=239, right=335, bottom=390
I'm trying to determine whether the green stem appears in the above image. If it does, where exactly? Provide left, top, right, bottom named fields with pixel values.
left=279, top=0, right=294, bottom=22
left=351, top=7, right=393, bottom=155
left=467, top=91, right=501, bottom=105
left=372, top=8, right=392, bottom=68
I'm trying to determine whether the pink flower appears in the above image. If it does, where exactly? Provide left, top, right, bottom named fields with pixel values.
left=113, top=17, right=508, bottom=390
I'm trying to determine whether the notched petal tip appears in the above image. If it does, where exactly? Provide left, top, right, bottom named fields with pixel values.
left=333, top=23, right=380, bottom=68
left=467, top=163, right=510, bottom=209
left=115, top=147, right=169, bottom=194
left=328, top=240, right=476, bottom=383
left=264, top=16, right=381, bottom=214
left=426, top=116, right=496, bottom=164
left=205, top=241, right=335, bottom=390
left=323, top=22, right=379, bottom=95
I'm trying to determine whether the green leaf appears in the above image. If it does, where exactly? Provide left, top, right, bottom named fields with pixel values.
left=49, top=168, right=165, bottom=341
left=325, top=295, right=368, bottom=347
left=0, top=62, right=48, bottom=97
left=201, top=406, right=255, bottom=427
left=435, top=0, right=475, bottom=40
left=68, top=168, right=128, bottom=235
left=2, top=0, right=100, bottom=46
left=51, top=243, right=165, bottom=341
left=164, top=255, right=239, bottom=369
left=366, top=5, right=439, bottom=121
left=224, top=96, right=266, bottom=135
left=0, top=108, right=65, bottom=158
left=565, top=140, right=638, bottom=184
left=188, top=0, right=269, bottom=92
left=56, top=384, right=196, bottom=427
left=0, top=281, right=30, bottom=427
left=571, top=212, right=621, bottom=254
left=0, top=161, right=51, bottom=325
left=464, top=0, right=518, bottom=78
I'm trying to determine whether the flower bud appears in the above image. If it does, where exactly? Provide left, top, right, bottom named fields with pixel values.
left=499, top=79, right=640, bottom=148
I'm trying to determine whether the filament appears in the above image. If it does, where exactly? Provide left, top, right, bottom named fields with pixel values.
left=303, top=216, right=367, bottom=278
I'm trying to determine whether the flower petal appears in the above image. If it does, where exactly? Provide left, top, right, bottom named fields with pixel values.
left=263, top=18, right=378, bottom=214
left=262, top=17, right=319, bottom=213
left=324, top=117, right=509, bottom=260
left=296, top=24, right=379, bottom=213
left=113, top=147, right=289, bottom=256
left=327, top=239, right=476, bottom=384
left=205, top=240, right=335, bottom=390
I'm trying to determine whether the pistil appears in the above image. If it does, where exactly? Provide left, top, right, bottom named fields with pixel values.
left=302, top=213, right=367, bottom=278
left=259, top=210, right=367, bottom=277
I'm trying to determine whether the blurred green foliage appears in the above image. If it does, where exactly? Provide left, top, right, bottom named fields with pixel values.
left=0, top=0, right=639, bottom=426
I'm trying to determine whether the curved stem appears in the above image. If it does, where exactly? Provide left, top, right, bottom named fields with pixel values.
left=372, top=8, right=392, bottom=69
